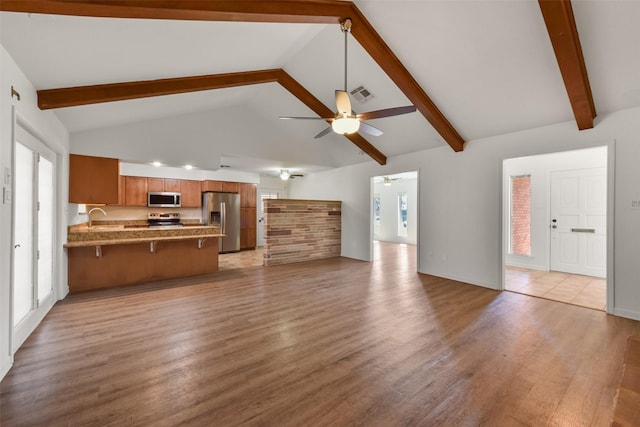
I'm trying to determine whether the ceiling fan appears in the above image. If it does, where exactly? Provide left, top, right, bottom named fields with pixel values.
left=278, top=169, right=304, bottom=181
left=382, top=176, right=401, bottom=186
left=280, top=19, right=416, bottom=139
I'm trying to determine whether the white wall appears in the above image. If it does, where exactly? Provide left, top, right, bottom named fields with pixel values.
left=289, top=106, right=640, bottom=321
left=0, top=45, right=70, bottom=379
left=120, top=162, right=260, bottom=184
left=503, top=147, right=607, bottom=271
left=70, top=105, right=347, bottom=171
left=373, top=177, right=417, bottom=245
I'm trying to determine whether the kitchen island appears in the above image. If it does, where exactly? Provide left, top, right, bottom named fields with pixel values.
left=65, top=224, right=223, bottom=292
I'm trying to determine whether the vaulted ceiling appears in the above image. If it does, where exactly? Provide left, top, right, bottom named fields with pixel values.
left=2, top=1, right=639, bottom=176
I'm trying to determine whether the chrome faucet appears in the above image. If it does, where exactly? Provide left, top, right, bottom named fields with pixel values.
left=87, top=207, right=107, bottom=228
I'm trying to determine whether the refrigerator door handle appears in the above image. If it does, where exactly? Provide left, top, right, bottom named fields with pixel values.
left=220, top=201, right=226, bottom=235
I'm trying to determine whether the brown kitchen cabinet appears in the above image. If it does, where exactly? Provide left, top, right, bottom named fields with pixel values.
left=240, top=207, right=257, bottom=249
left=239, top=183, right=257, bottom=208
left=123, top=176, right=148, bottom=206
left=69, top=154, right=119, bottom=204
left=201, top=180, right=222, bottom=192
left=221, top=181, right=239, bottom=193
left=110, top=175, right=125, bottom=206
left=148, top=178, right=181, bottom=193
left=180, top=180, right=202, bottom=207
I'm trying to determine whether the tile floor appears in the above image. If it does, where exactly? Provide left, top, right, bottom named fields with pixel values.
left=218, top=248, right=264, bottom=270
left=505, top=266, right=606, bottom=311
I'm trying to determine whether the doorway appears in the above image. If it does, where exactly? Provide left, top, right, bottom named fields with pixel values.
left=257, top=189, right=280, bottom=248
left=11, top=118, right=57, bottom=351
left=502, top=147, right=609, bottom=311
left=371, top=171, right=418, bottom=265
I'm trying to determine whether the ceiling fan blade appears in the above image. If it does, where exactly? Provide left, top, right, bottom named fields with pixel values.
left=314, top=126, right=333, bottom=139
left=356, top=105, right=416, bottom=121
left=359, top=122, right=384, bottom=137
left=335, top=90, right=352, bottom=116
left=279, top=116, right=333, bottom=120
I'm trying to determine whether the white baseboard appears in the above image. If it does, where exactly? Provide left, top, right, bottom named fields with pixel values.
left=1, top=356, right=13, bottom=381
left=59, top=285, right=69, bottom=300
left=613, top=307, right=640, bottom=322
left=417, top=270, right=500, bottom=291
left=505, top=261, right=548, bottom=271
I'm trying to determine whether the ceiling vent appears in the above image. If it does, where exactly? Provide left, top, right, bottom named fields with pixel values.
left=350, top=85, right=374, bottom=104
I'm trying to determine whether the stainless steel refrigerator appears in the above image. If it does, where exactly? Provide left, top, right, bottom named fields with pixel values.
left=202, top=192, right=241, bottom=253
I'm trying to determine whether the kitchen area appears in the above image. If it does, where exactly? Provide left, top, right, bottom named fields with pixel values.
left=66, top=154, right=261, bottom=292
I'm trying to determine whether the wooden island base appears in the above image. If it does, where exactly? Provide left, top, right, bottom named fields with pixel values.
left=68, top=238, right=219, bottom=292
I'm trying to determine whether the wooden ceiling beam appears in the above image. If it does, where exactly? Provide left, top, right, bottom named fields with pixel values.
left=0, top=0, right=351, bottom=23
left=348, top=7, right=465, bottom=152
left=37, top=69, right=283, bottom=109
left=1, top=0, right=464, bottom=152
left=539, top=0, right=596, bottom=130
left=37, top=70, right=387, bottom=165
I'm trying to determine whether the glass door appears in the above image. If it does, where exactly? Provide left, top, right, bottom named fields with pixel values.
left=12, top=121, right=56, bottom=350
left=12, top=141, right=35, bottom=327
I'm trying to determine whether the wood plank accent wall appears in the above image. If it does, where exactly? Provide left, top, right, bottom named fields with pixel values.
left=263, top=199, right=341, bottom=266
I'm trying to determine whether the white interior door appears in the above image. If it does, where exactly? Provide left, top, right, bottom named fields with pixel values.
left=257, top=191, right=279, bottom=247
left=550, top=168, right=606, bottom=278
left=12, top=122, right=57, bottom=351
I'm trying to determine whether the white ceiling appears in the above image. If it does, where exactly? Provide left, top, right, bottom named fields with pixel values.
left=2, top=1, right=640, bottom=176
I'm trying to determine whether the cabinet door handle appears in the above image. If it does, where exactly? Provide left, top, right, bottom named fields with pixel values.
left=14, top=244, right=20, bottom=248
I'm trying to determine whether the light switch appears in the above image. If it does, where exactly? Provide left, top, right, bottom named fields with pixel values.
left=631, top=200, right=640, bottom=209
left=3, top=186, right=11, bottom=204
left=4, top=167, right=11, bottom=185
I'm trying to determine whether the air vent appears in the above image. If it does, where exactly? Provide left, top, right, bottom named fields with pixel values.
left=350, top=85, right=374, bottom=104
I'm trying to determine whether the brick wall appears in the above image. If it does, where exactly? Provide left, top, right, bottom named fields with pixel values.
left=511, top=176, right=531, bottom=255
left=263, top=199, right=341, bottom=266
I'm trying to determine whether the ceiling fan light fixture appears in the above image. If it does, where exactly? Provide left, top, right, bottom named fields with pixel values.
left=332, top=116, right=360, bottom=135
left=280, top=169, right=290, bottom=181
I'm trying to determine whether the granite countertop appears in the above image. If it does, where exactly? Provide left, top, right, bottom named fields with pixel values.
left=65, top=224, right=223, bottom=248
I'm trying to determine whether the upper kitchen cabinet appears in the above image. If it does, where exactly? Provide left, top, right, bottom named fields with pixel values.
left=148, top=178, right=181, bottom=193
left=69, top=154, right=119, bottom=204
left=221, top=181, right=239, bottom=193
left=239, top=183, right=257, bottom=208
left=180, top=180, right=202, bottom=207
left=201, top=180, right=222, bottom=192
left=123, top=176, right=148, bottom=206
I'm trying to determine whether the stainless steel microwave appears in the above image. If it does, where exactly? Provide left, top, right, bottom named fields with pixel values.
left=148, top=192, right=181, bottom=208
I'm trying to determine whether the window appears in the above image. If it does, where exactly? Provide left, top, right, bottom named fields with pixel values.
left=374, top=193, right=381, bottom=225
left=397, top=192, right=408, bottom=237
left=510, top=175, right=531, bottom=256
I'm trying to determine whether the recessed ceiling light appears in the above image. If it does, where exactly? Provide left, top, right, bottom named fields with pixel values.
left=152, top=161, right=162, bottom=167
left=185, top=164, right=193, bottom=170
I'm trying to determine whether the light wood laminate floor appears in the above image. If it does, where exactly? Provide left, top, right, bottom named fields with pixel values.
left=505, top=266, right=606, bottom=311
left=1, top=242, right=638, bottom=426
